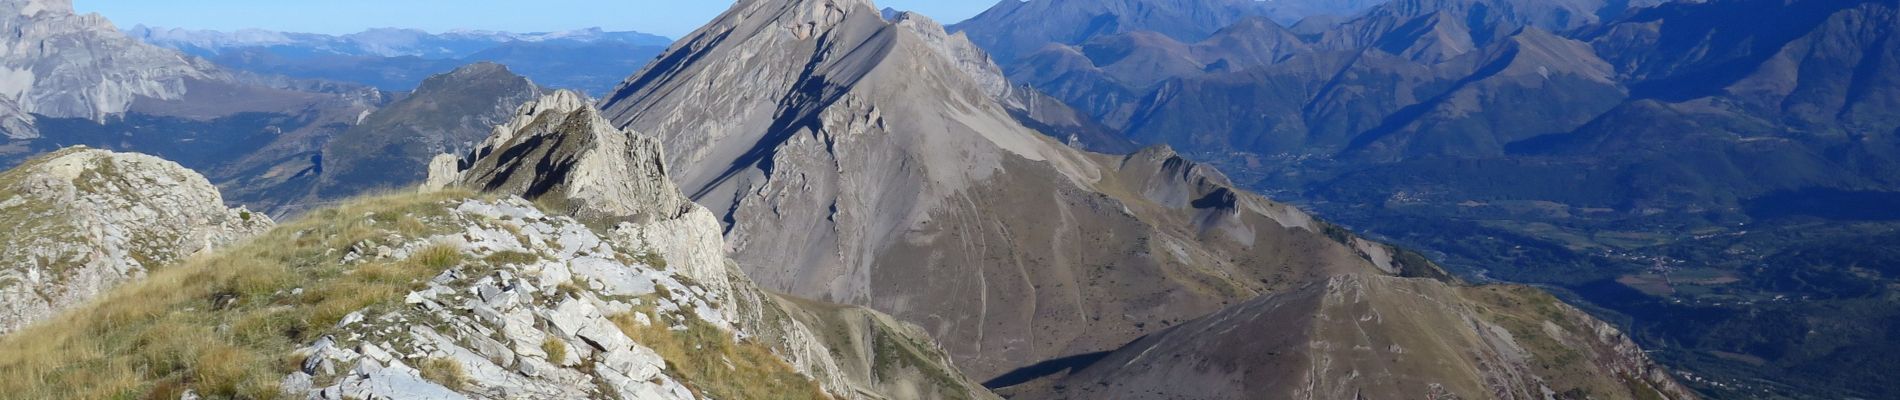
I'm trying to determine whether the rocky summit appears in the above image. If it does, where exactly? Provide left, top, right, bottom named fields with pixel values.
left=598, top=2, right=1693, bottom=398
left=603, top=0, right=1357, bottom=378
left=427, top=89, right=998, bottom=399
left=0, top=147, right=272, bottom=334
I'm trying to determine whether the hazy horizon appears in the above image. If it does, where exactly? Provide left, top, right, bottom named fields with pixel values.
left=76, top=0, right=998, bottom=38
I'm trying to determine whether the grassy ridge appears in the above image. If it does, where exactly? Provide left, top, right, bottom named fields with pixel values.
left=0, top=188, right=836, bottom=399
left=0, top=190, right=472, bottom=399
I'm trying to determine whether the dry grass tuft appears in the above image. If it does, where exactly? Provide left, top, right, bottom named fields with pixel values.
left=611, top=306, right=831, bottom=400
left=541, top=337, right=568, bottom=365
left=419, top=358, right=469, bottom=391
left=485, top=250, right=540, bottom=267
left=0, top=190, right=473, bottom=398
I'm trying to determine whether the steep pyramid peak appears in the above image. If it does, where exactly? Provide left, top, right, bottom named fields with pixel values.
left=604, top=0, right=1102, bottom=199
left=716, top=0, right=879, bottom=40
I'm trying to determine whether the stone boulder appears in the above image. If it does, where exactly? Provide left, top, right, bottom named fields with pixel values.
left=0, top=147, right=273, bottom=333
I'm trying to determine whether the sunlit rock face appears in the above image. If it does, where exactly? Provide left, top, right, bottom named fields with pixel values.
left=0, top=147, right=272, bottom=334
left=0, top=0, right=224, bottom=139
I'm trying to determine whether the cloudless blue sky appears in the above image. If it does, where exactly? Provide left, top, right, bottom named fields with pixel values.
left=75, top=0, right=999, bottom=38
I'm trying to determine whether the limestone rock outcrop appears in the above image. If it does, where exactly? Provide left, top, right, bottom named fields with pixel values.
left=289, top=199, right=707, bottom=400
left=428, top=90, right=689, bottom=225
left=0, top=147, right=272, bottom=334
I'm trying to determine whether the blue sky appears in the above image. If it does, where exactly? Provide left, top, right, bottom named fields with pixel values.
left=75, top=0, right=999, bottom=38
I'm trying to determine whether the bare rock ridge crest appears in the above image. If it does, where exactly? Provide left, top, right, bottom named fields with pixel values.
left=589, top=0, right=1701, bottom=398
left=0, top=147, right=273, bottom=334
left=427, top=90, right=689, bottom=225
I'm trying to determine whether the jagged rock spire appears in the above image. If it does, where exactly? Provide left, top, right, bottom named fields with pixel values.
left=426, top=90, right=690, bottom=224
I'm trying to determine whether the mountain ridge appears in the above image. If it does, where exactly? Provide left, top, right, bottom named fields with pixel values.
left=952, top=0, right=1389, bottom=63
left=597, top=3, right=1695, bottom=399
left=128, top=25, right=673, bottom=94
left=956, top=0, right=1900, bottom=396
left=127, top=25, right=673, bottom=59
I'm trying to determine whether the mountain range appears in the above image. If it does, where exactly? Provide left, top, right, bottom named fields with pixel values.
left=953, top=0, right=1392, bottom=63
left=0, top=0, right=398, bottom=215
left=0, top=0, right=1695, bottom=396
left=1, top=0, right=1893, bottom=398
left=957, top=0, right=1900, bottom=397
left=128, top=25, right=673, bottom=94
left=597, top=0, right=1688, bottom=398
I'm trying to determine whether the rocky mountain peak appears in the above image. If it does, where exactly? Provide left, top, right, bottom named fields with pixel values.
left=429, top=90, right=690, bottom=225
left=0, top=147, right=272, bottom=334
left=6, top=0, right=71, bottom=17
left=604, top=0, right=1099, bottom=201
left=422, top=88, right=999, bottom=400
left=427, top=61, right=521, bottom=87
left=599, top=0, right=1404, bottom=380
left=1492, top=26, right=1617, bottom=83
left=890, top=9, right=1016, bottom=100
left=0, top=0, right=221, bottom=139
left=733, top=0, right=875, bottom=40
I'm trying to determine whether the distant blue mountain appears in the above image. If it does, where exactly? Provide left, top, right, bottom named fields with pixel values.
left=127, top=26, right=673, bottom=95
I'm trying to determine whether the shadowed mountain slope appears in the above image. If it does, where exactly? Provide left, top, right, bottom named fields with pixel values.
left=597, top=2, right=1693, bottom=398
left=951, top=0, right=1388, bottom=63
left=962, top=0, right=1900, bottom=396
